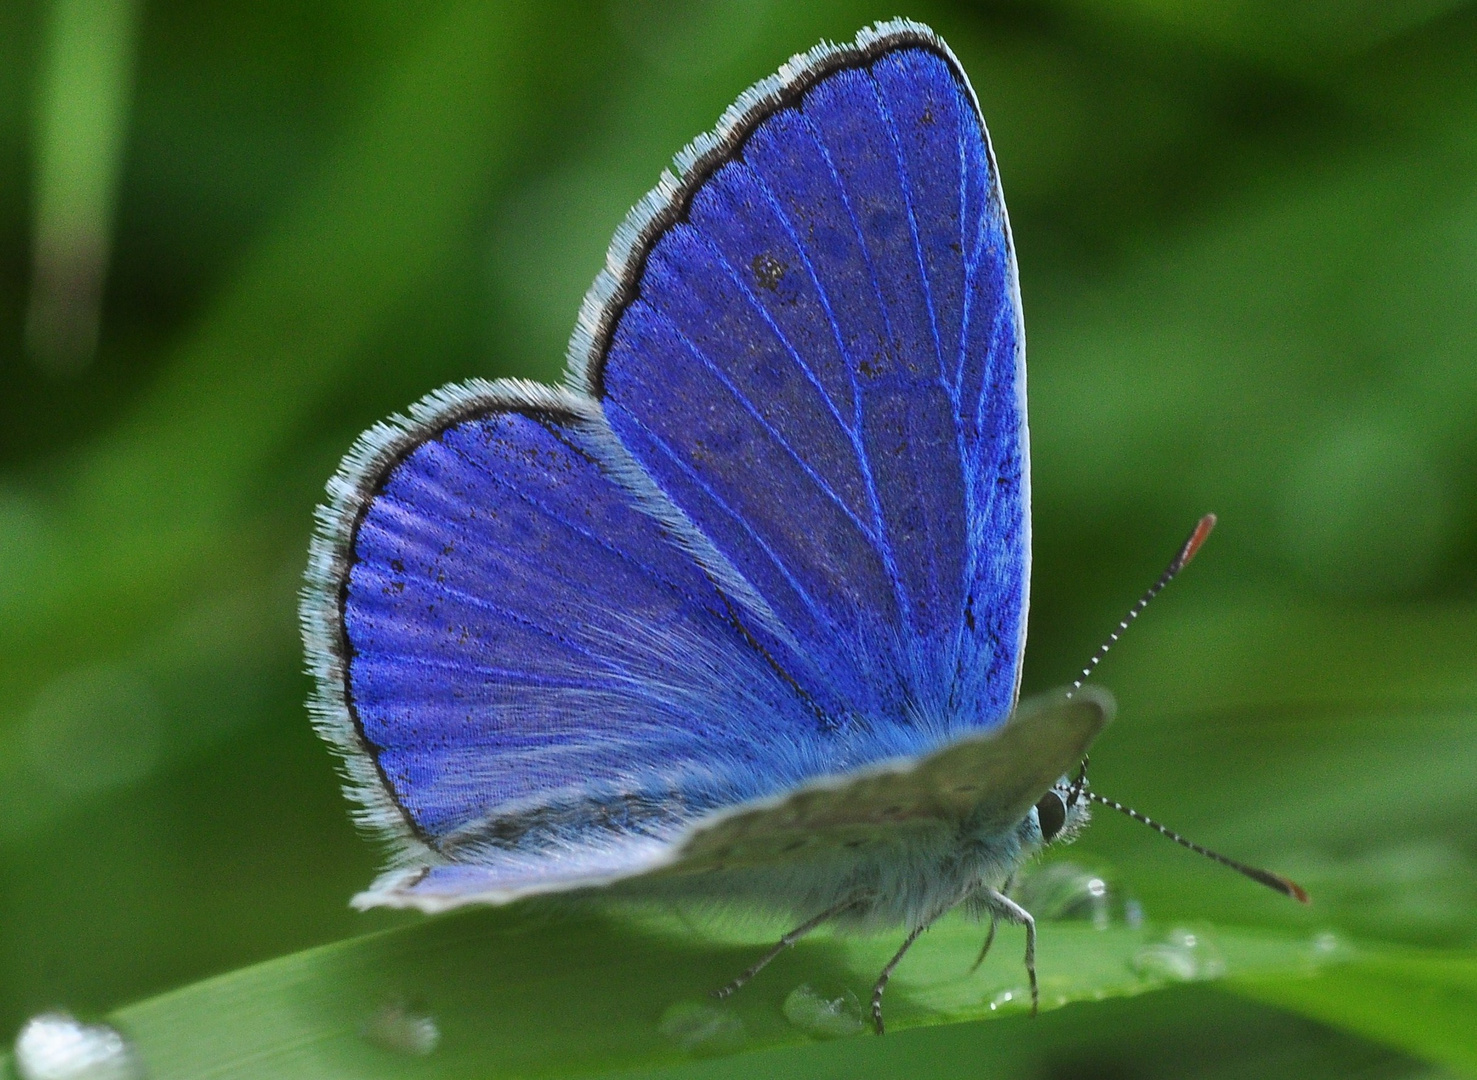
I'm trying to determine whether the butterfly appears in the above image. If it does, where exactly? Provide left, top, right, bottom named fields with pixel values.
left=301, top=19, right=1301, bottom=1034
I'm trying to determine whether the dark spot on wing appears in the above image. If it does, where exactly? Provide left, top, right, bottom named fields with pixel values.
left=751, top=252, right=786, bottom=290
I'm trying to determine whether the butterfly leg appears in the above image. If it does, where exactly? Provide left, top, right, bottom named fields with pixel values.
left=869, top=920, right=929, bottom=1035
left=968, top=916, right=998, bottom=974
left=981, top=888, right=1038, bottom=1015
left=712, top=896, right=861, bottom=1000
left=968, top=873, right=1013, bottom=974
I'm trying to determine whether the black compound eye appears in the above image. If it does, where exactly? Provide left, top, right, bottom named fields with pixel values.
left=1036, top=790, right=1067, bottom=842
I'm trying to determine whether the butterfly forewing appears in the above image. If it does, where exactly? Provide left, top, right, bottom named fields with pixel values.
left=589, top=34, right=1027, bottom=738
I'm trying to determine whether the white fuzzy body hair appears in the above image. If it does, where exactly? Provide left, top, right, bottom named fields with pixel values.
left=626, top=808, right=1050, bottom=932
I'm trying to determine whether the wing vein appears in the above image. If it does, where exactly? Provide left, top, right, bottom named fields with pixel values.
left=795, top=105, right=912, bottom=626
left=955, top=157, right=991, bottom=399
left=608, top=402, right=842, bottom=638
left=352, top=566, right=637, bottom=678
left=356, top=650, right=615, bottom=691
left=640, top=297, right=884, bottom=549
left=870, top=77, right=947, bottom=384
left=689, top=206, right=857, bottom=442
left=874, top=73, right=972, bottom=644
left=433, top=431, right=719, bottom=606
left=741, top=157, right=914, bottom=642
left=740, top=161, right=860, bottom=433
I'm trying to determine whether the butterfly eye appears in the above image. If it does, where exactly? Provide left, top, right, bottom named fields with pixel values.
left=1035, top=790, right=1067, bottom=843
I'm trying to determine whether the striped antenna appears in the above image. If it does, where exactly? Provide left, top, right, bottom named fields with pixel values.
left=1087, top=792, right=1309, bottom=903
left=1067, top=514, right=1216, bottom=698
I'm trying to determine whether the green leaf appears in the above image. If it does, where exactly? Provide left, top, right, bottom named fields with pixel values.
left=1234, top=950, right=1477, bottom=1077
left=1, top=905, right=1343, bottom=1080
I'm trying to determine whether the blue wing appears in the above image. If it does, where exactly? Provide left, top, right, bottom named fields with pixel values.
left=301, top=20, right=1028, bottom=907
left=572, top=26, right=1028, bottom=740
left=304, top=383, right=854, bottom=873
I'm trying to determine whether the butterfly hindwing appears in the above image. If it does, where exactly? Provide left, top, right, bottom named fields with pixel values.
left=355, top=687, right=1111, bottom=910
left=667, top=687, right=1112, bottom=875
left=305, top=381, right=840, bottom=889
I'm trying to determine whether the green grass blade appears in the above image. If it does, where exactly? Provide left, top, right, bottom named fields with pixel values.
left=0, top=905, right=1345, bottom=1080
left=0, top=0, right=564, bottom=712
left=1234, top=950, right=1477, bottom=1077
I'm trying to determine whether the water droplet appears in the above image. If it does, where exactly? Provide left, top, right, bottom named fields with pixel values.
left=782, top=985, right=864, bottom=1038
left=1310, top=930, right=1345, bottom=959
left=13, top=1012, right=144, bottom=1080
left=361, top=1002, right=440, bottom=1056
left=658, top=1002, right=745, bottom=1055
left=987, top=988, right=1028, bottom=1013
left=1014, top=862, right=1112, bottom=926
left=1132, top=928, right=1226, bottom=983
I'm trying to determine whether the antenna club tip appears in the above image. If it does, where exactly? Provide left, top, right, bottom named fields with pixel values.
left=1177, top=513, right=1217, bottom=568
left=1248, top=867, right=1309, bottom=903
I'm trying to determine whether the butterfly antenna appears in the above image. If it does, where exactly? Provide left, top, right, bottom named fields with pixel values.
left=1061, top=515, right=1306, bottom=903
left=1087, top=791, right=1309, bottom=903
left=1067, top=514, right=1217, bottom=699
left=1067, top=755, right=1089, bottom=806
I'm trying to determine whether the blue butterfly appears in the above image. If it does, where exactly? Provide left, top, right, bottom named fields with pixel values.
left=301, top=19, right=1300, bottom=1033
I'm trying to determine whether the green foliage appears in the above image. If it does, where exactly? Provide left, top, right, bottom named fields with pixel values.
left=0, top=912, right=1383, bottom=1079
left=2, top=0, right=1475, bottom=1077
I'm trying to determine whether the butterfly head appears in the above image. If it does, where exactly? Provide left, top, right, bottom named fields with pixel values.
left=1033, top=761, right=1092, bottom=848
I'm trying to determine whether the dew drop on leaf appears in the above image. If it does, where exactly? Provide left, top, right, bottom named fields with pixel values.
left=361, top=1001, right=440, bottom=1056
left=781, top=984, right=864, bottom=1038
left=658, top=1002, right=746, bottom=1055
left=13, top=1012, right=144, bottom=1080
left=1131, top=928, right=1227, bottom=982
left=1013, top=862, right=1113, bottom=927
left=988, top=988, right=1029, bottom=1013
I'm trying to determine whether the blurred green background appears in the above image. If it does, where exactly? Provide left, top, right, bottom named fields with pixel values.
left=1, top=0, right=1475, bottom=1077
